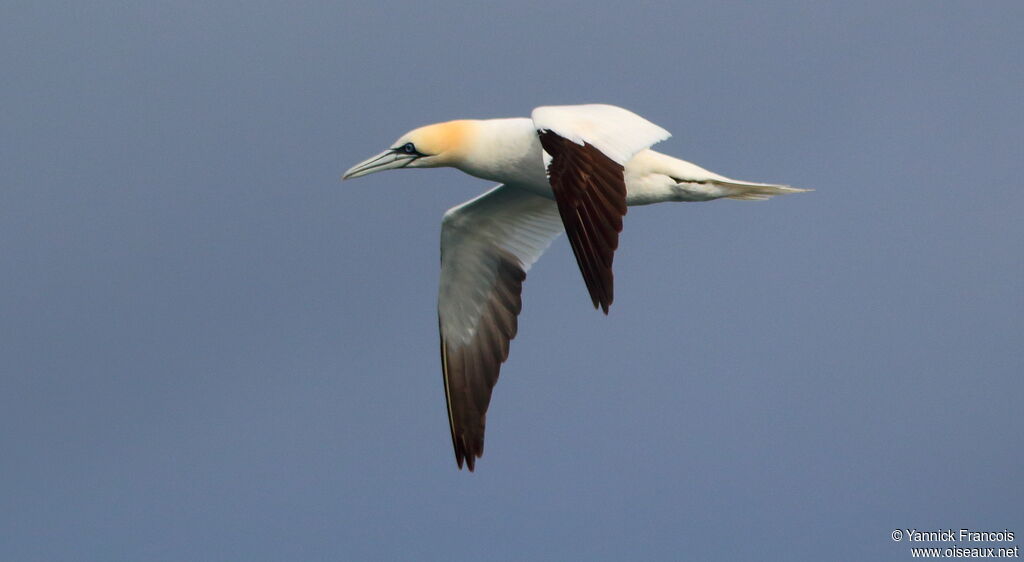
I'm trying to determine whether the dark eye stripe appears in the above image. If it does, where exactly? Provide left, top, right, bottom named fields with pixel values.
left=393, top=142, right=425, bottom=157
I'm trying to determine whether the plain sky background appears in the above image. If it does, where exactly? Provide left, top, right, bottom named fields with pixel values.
left=2, top=2, right=1021, bottom=560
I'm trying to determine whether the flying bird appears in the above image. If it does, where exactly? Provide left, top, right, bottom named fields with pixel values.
left=343, top=104, right=807, bottom=471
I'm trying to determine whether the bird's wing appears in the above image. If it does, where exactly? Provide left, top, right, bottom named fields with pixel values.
left=531, top=104, right=670, bottom=313
left=439, top=184, right=563, bottom=471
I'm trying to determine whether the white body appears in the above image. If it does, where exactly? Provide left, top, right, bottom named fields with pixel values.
left=450, top=117, right=798, bottom=205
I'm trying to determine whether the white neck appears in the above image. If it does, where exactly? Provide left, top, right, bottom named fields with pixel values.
left=453, top=118, right=548, bottom=188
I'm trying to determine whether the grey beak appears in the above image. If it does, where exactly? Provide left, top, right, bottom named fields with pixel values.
left=342, top=150, right=417, bottom=180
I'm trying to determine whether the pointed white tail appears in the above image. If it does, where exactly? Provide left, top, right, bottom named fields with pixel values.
left=716, top=180, right=812, bottom=201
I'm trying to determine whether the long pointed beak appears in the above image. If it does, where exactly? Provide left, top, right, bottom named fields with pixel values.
left=342, top=150, right=417, bottom=180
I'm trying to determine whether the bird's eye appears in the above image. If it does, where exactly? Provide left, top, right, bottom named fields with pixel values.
left=401, top=142, right=417, bottom=154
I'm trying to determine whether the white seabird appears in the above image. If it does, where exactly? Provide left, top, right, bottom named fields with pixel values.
left=343, top=104, right=807, bottom=471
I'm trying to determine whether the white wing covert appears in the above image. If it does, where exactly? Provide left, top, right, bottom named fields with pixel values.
left=532, top=104, right=670, bottom=166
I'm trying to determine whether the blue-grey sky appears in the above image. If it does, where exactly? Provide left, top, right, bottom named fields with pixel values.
left=2, top=2, right=1021, bottom=560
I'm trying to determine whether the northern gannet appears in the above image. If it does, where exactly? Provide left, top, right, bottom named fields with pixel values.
left=343, top=104, right=807, bottom=471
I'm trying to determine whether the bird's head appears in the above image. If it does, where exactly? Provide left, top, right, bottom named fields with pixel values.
left=342, top=120, right=474, bottom=180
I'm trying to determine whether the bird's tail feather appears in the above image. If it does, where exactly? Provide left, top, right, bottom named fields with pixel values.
left=716, top=180, right=812, bottom=201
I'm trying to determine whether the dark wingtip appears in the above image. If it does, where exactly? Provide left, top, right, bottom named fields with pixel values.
left=453, top=439, right=480, bottom=472
left=589, top=295, right=612, bottom=314
left=455, top=450, right=477, bottom=472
